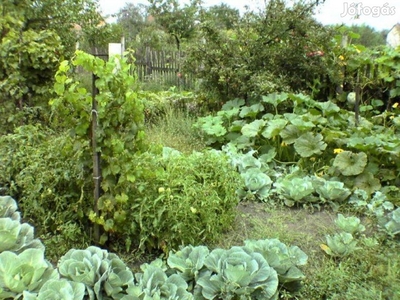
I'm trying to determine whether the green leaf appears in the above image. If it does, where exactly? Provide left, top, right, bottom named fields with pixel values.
left=198, top=247, right=278, bottom=299
left=0, top=196, right=20, bottom=220
left=23, top=279, right=85, bottom=300
left=222, top=98, right=245, bottom=110
left=315, top=101, right=340, bottom=115
left=294, top=133, right=327, bottom=157
left=0, top=249, right=57, bottom=297
left=262, top=119, right=288, bottom=139
left=199, top=115, right=227, bottom=137
left=126, top=174, right=136, bottom=183
left=279, top=124, right=301, bottom=144
left=241, top=120, right=265, bottom=138
left=53, top=82, right=65, bottom=95
left=262, top=93, right=288, bottom=108
left=229, top=120, right=247, bottom=132
left=239, top=103, right=264, bottom=118
left=284, top=113, right=315, bottom=130
left=354, top=172, right=381, bottom=195
left=333, top=151, right=367, bottom=176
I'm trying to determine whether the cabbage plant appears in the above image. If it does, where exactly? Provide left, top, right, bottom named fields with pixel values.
left=323, top=233, right=359, bottom=257
left=379, top=207, right=400, bottom=237
left=58, top=246, right=135, bottom=300
left=314, top=179, right=351, bottom=203
left=127, top=265, right=194, bottom=300
left=0, top=196, right=20, bottom=220
left=167, top=245, right=209, bottom=283
left=22, top=279, right=85, bottom=300
left=241, top=168, right=273, bottom=200
left=335, top=214, right=365, bottom=235
left=0, top=248, right=58, bottom=299
left=244, top=239, right=308, bottom=292
left=196, top=246, right=278, bottom=299
left=0, top=218, right=44, bottom=253
left=274, top=176, right=315, bottom=206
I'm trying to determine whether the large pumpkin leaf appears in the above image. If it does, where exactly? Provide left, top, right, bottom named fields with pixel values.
left=262, top=93, right=288, bottom=108
left=262, top=119, right=288, bottom=139
left=333, top=151, right=367, bottom=176
left=241, top=120, right=266, bottom=138
left=354, top=172, right=381, bottom=195
left=279, top=124, right=301, bottom=144
left=239, top=103, right=265, bottom=118
left=222, top=99, right=245, bottom=110
left=294, top=133, right=327, bottom=157
left=199, top=115, right=227, bottom=137
left=284, top=113, right=315, bottom=130
left=315, top=101, right=340, bottom=115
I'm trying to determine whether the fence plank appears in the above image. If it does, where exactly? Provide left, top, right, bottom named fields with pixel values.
left=133, top=47, right=193, bottom=89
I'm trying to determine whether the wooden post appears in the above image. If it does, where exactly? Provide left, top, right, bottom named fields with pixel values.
left=92, top=72, right=101, bottom=244
left=355, top=70, right=360, bottom=126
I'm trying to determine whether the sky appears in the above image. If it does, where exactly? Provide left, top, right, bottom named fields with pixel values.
left=98, top=0, right=400, bottom=31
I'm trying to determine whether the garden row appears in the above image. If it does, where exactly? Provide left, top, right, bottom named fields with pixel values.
left=1, top=195, right=311, bottom=299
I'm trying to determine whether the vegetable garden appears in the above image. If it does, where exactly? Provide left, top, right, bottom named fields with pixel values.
left=1, top=0, right=400, bottom=299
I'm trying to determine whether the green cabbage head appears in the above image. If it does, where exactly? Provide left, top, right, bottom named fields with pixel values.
left=22, top=279, right=85, bottom=300
left=0, top=196, right=20, bottom=220
left=58, top=246, right=135, bottom=300
left=196, top=246, right=278, bottom=299
left=0, top=218, right=44, bottom=253
left=0, top=248, right=58, bottom=299
left=127, top=265, right=194, bottom=300
left=244, top=239, right=308, bottom=292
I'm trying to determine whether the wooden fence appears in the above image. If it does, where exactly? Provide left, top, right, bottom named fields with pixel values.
left=133, top=47, right=194, bottom=89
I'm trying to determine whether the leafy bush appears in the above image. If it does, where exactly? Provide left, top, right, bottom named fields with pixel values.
left=140, top=88, right=202, bottom=124
left=0, top=195, right=44, bottom=255
left=0, top=125, right=91, bottom=235
left=322, top=232, right=359, bottom=257
left=334, top=214, right=365, bottom=235
left=90, top=148, right=243, bottom=252
left=274, top=176, right=316, bottom=207
left=184, top=0, right=333, bottom=102
left=313, top=180, right=352, bottom=204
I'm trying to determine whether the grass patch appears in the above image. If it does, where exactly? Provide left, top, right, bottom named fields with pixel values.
left=144, top=105, right=206, bottom=154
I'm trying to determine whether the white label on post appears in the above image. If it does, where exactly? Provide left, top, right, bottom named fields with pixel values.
left=108, top=43, right=122, bottom=56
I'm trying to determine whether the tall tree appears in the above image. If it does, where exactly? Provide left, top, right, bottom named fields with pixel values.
left=148, top=0, right=202, bottom=50
left=184, top=0, right=331, bottom=103
left=347, top=24, right=387, bottom=48
left=115, top=3, right=148, bottom=47
left=201, top=3, right=240, bottom=30
left=0, top=0, right=106, bottom=133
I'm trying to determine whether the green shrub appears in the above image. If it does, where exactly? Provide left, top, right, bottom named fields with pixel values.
left=0, top=125, right=92, bottom=235
left=90, top=149, right=243, bottom=253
